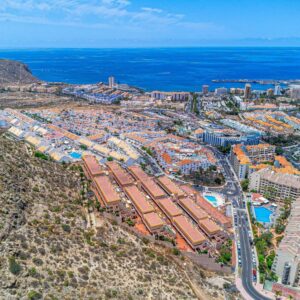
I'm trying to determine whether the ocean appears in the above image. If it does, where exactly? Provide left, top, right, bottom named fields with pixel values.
left=0, top=47, right=300, bottom=92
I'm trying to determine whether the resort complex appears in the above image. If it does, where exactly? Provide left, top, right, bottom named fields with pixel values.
left=83, top=154, right=231, bottom=253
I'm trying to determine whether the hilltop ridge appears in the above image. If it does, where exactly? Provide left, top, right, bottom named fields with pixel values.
left=0, top=59, right=39, bottom=85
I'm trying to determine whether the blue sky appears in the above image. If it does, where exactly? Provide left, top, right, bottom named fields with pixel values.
left=0, top=0, right=300, bottom=48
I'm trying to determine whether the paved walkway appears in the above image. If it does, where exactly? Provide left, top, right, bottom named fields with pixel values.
left=236, top=277, right=253, bottom=300
left=253, top=282, right=276, bottom=299
left=236, top=276, right=275, bottom=300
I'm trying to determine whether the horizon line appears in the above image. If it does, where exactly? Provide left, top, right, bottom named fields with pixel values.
left=1, top=45, right=300, bottom=51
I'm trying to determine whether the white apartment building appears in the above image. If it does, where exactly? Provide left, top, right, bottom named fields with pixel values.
left=178, top=159, right=208, bottom=175
left=245, top=144, right=276, bottom=163
left=151, top=91, right=191, bottom=101
left=230, top=143, right=276, bottom=180
left=214, top=87, right=227, bottom=96
left=290, top=86, right=300, bottom=100
left=230, top=144, right=250, bottom=180
left=249, top=168, right=300, bottom=201
left=221, top=118, right=263, bottom=135
left=272, top=197, right=300, bottom=287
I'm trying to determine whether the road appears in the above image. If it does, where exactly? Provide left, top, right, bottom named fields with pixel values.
left=134, top=135, right=271, bottom=299
left=237, top=209, right=271, bottom=300
left=211, top=147, right=272, bottom=300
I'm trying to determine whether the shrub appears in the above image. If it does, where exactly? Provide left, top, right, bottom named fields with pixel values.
left=28, top=267, right=37, bottom=277
left=32, top=186, right=40, bottom=192
left=144, top=248, right=155, bottom=258
left=62, top=224, right=71, bottom=233
left=105, top=289, right=118, bottom=298
left=142, top=237, right=149, bottom=245
left=27, top=290, right=42, bottom=300
left=50, top=206, right=61, bottom=213
left=9, top=257, right=22, bottom=275
left=117, top=238, right=125, bottom=244
left=34, top=151, right=48, bottom=161
left=68, top=271, right=74, bottom=278
left=110, top=244, right=118, bottom=251
left=32, top=258, right=43, bottom=266
left=125, top=218, right=135, bottom=226
left=172, top=248, right=181, bottom=256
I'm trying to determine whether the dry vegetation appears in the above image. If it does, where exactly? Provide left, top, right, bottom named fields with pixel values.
left=0, top=135, right=240, bottom=300
left=0, top=91, right=88, bottom=109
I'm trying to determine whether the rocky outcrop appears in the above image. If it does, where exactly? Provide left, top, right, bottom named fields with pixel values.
left=0, top=60, right=38, bottom=85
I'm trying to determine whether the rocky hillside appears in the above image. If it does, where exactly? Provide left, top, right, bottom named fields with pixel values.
left=0, top=135, right=239, bottom=300
left=0, top=60, right=38, bottom=85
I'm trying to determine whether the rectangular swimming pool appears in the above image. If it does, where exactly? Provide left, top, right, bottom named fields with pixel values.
left=254, top=207, right=272, bottom=223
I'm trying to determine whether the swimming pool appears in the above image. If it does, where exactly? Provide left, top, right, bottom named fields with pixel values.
left=70, top=152, right=82, bottom=159
left=254, top=207, right=273, bottom=223
left=204, top=195, right=218, bottom=207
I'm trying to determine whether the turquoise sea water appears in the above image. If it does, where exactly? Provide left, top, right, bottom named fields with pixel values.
left=0, top=48, right=299, bottom=91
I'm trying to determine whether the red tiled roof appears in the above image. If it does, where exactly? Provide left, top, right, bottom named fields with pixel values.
left=173, top=215, right=206, bottom=246
left=82, top=155, right=103, bottom=177
left=124, top=185, right=154, bottom=215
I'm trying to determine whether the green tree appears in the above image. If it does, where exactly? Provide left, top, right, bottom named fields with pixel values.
left=275, top=146, right=284, bottom=155
left=241, top=179, right=249, bottom=192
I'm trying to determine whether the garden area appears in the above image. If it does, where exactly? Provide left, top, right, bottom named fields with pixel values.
left=217, top=240, right=233, bottom=266
left=186, top=166, right=225, bottom=187
left=246, top=200, right=286, bottom=284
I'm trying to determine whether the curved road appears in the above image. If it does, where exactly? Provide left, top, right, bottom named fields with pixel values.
left=211, top=147, right=272, bottom=300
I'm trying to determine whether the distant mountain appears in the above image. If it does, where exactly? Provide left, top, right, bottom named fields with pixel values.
left=0, top=59, right=39, bottom=85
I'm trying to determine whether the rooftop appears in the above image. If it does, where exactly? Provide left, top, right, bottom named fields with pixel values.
left=106, top=161, right=135, bottom=186
left=178, top=197, right=208, bottom=221
left=94, top=175, right=121, bottom=205
left=157, top=176, right=185, bottom=198
left=142, top=178, right=166, bottom=199
left=173, top=215, right=206, bottom=246
left=124, top=185, right=154, bottom=215
left=198, top=218, right=221, bottom=234
left=82, top=155, right=103, bottom=177
left=143, top=212, right=165, bottom=230
left=156, top=198, right=183, bottom=218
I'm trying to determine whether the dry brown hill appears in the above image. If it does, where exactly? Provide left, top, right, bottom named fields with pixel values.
left=0, top=135, right=239, bottom=300
left=0, top=60, right=38, bottom=85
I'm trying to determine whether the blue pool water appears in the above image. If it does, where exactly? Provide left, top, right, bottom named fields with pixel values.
left=70, top=152, right=82, bottom=159
left=254, top=207, right=273, bottom=223
left=204, top=195, right=218, bottom=207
